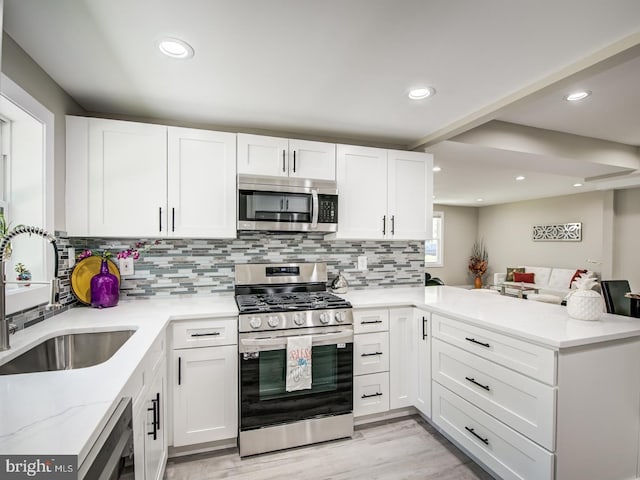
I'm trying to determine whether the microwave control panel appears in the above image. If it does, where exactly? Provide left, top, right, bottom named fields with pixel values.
left=318, top=196, right=338, bottom=223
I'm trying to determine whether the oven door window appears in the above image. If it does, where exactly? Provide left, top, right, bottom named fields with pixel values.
left=240, top=343, right=353, bottom=430
left=239, top=190, right=311, bottom=223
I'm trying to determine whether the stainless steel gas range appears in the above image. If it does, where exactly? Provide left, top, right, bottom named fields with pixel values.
left=235, top=262, right=354, bottom=457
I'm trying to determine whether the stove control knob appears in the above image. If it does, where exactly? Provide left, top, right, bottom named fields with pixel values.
left=335, top=311, right=346, bottom=323
left=268, top=316, right=280, bottom=328
left=293, top=313, right=305, bottom=326
left=249, top=317, right=262, bottom=329
left=319, top=312, right=332, bottom=324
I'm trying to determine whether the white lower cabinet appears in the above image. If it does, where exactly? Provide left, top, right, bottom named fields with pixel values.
left=353, top=372, right=389, bottom=416
left=388, top=308, right=417, bottom=410
left=171, top=318, right=238, bottom=447
left=432, top=382, right=554, bottom=480
left=414, top=311, right=431, bottom=417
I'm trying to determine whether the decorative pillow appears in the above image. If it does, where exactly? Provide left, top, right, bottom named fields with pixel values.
left=506, top=267, right=525, bottom=282
left=513, top=272, right=535, bottom=283
left=569, top=269, right=588, bottom=288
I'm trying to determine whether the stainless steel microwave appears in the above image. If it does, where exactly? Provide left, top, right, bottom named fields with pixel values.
left=237, top=175, right=338, bottom=232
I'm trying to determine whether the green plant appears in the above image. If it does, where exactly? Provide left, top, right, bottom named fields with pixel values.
left=0, top=211, right=12, bottom=259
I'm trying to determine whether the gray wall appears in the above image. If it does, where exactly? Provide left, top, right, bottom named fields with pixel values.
left=428, top=204, right=479, bottom=286
left=613, top=188, right=640, bottom=291
left=1, top=32, right=85, bottom=231
left=477, top=190, right=611, bottom=283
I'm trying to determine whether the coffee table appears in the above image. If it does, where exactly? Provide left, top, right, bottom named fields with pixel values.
left=500, top=282, right=540, bottom=299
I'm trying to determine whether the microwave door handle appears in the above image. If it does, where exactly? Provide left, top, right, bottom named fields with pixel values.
left=311, top=190, right=319, bottom=229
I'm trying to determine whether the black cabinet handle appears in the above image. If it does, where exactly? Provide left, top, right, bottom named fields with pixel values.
left=293, top=150, right=296, bottom=172
left=465, top=426, right=489, bottom=445
left=422, top=317, right=428, bottom=340
left=361, top=392, right=383, bottom=399
left=465, top=376, right=491, bottom=391
left=172, top=207, right=175, bottom=232
left=178, top=356, right=182, bottom=385
left=382, top=215, right=386, bottom=235
left=391, top=215, right=395, bottom=235
left=360, top=320, right=383, bottom=324
left=190, top=332, right=221, bottom=337
left=282, top=150, right=286, bottom=172
left=158, top=207, right=162, bottom=232
left=360, top=352, right=383, bottom=357
left=147, top=397, right=158, bottom=440
left=155, top=392, right=161, bottom=431
left=465, top=337, right=491, bottom=348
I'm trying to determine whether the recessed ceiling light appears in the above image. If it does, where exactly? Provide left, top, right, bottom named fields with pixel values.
left=573, top=183, right=584, bottom=187
left=408, top=87, right=436, bottom=100
left=433, top=166, right=442, bottom=172
left=564, top=90, right=591, bottom=102
left=476, top=198, right=484, bottom=202
left=157, top=37, right=194, bottom=59
left=515, top=175, right=526, bottom=181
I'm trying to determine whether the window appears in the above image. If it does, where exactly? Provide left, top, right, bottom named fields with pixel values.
left=425, top=211, right=443, bottom=267
left=1, top=73, right=54, bottom=314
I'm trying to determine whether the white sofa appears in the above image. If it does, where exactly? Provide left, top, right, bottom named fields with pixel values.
left=493, top=266, right=585, bottom=299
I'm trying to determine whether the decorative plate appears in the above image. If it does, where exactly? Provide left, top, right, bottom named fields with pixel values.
left=71, top=256, right=121, bottom=305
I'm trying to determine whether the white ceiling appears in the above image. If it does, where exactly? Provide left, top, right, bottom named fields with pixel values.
left=3, top=0, right=640, bottom=206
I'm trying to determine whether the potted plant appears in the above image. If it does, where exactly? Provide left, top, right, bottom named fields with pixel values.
left=468, top=240, right=489, bottom=289
left=15, top=262, right=31, bottom=286
left=0, top=211, right=13, bottom=260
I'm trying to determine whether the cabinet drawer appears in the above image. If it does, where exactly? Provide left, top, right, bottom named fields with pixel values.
left=433, top=339, right=556, bottom=450
left=432, top=314, right=556, bottom=385
left=353, top=309, right=389, bottom=334
left=172, top=318, right=237, bottom=349
left=353, top=372, right=389, bottom=417
left=432, top=383, right=554, bottom=480
left=354, top=332, right=389, bottom=376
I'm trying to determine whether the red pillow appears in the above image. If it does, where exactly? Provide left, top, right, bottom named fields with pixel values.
left=513, top=272, right=535, bottom=283
left=570, top=269, right=588, bottom=287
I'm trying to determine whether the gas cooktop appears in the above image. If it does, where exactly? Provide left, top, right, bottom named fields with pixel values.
left=236, top=291, right=350, bottom=314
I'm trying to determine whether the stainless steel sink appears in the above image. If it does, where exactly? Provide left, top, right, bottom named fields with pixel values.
left=0, top=330, right=135, bottom=375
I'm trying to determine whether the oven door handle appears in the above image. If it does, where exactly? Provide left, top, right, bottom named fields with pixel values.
left=239, top=329, right=353, bottom=353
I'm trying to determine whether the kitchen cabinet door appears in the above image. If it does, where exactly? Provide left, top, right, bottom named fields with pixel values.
left=389, top=308, right=417, bottom=409
left=143, top=363, right=167, bottom=480
left=387, top=150, right=432, bottom=240
left=335, top=144, right=387, bottom=239
left=237, top=133, right=289, bottom=177
left=167, top=127, right=237, bottom=238
left=88, top=118, right=167, bottom=237
left=288, top=139, right=336, bottom=181
left=414, top=311, right=431, bottom=418
left=172, top=345, right=237, bottom=446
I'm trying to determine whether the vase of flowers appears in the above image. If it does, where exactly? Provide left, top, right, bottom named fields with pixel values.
left=468, top=240, right=488, bottom=289
left=90, top=252, right=120, bottom=308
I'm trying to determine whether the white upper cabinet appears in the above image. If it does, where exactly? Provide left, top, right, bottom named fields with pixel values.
left=333, top=144, right=433, bottom=240
left=87, top=118, right=167, bottom=237
left=167, top=127, right=236, bottom=238
left=66, top=117, right=237, bottom=238
left=237, top=133, right=336, bottom=181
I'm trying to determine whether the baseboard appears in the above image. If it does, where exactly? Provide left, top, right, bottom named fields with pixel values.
left=168, top=438, right=237, bottom=458
left=354, top=406, right=416, bottom=426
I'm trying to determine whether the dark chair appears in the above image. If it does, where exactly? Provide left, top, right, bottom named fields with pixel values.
left=425, top=273, right=445, bottom=286
left=601, top=280, right=631, bottom=316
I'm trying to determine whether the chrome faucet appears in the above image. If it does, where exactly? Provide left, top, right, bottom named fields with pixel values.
left=0, top=226, right=61, bottom=351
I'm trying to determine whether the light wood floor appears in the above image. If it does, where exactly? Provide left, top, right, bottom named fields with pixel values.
left=164, top=416, right=495, bottom=480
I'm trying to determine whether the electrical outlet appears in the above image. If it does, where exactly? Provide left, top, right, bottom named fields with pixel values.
left=357, top=255, right=368, bottom=271
left=119, top=257, right=134, bottom=276
left=68, top=247, right=75, bottom=268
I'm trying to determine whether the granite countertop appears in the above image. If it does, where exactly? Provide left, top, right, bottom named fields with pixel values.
left=2, top=286, right=640, bottom=463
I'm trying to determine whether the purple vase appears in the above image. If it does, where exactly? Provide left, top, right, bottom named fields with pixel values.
left=90, top=259, right=119, bottom=308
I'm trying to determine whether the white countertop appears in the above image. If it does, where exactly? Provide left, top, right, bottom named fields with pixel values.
left=0, top=295, right=238, bottom=462
left=2, top=286, right=640, bottom=463
left=341, top=285, right=640, bottom=349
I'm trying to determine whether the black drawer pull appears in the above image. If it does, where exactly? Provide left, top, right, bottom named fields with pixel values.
left=465, top=426, right=489, bottom=445
left=422, top=317, right=428, bottom=340
left=361, top=320, right=383, bottom=324
left=360, top=352, right=383, bottom=357
left=361, top=392, right=383, bottom=399
left=465, top=337, right=490, bottom=348
left=190, top=332, right=221, bottom=337
left=465, top=376, right=491, bottom=391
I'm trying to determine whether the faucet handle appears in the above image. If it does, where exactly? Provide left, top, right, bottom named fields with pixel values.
left=8, top=323, right=17, bottom=335
left=46, top=278, right=62, bottom=309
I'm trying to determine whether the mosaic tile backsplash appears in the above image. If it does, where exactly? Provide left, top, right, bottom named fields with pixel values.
left=8, top=231, right=424, bottom=329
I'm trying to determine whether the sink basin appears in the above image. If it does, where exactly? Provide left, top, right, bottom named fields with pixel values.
left=0, top=330, right=135, bottom=375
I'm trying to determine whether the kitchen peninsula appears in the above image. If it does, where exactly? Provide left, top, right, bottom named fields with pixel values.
left=1, top=286, right=639, bottom=480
